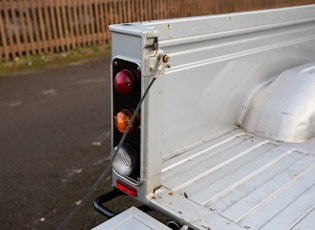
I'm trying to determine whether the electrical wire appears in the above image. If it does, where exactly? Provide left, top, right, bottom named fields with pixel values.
left=57, top=64, right=162, bottom=230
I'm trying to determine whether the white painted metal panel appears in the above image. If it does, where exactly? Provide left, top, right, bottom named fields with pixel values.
left=159, top=10, right=315, bottom=158
left=152, top=128, right=315, bottom=229
left=242, top=63, right=315, bottom=142
left=92, top=207, right=171, bottom=230
left=291, top=206, right=315, bottom=230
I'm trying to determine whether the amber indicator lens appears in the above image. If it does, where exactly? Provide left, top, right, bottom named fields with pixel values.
left=114, top=69, right=136, bottom=94
left=114, top=109, right=136, bottom=133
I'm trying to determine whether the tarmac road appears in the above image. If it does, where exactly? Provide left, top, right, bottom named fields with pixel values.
left=0, top=56, right=145, bottom=229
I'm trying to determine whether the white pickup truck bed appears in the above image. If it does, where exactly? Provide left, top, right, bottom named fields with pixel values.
left=152, top=128, right=315, bottom=229
left=107, top=5, right=315, bottom=230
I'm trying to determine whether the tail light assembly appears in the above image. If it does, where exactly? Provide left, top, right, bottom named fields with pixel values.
left=111, top=58, right=141, bottom=183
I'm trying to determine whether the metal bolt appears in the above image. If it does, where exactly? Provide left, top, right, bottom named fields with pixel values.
left=162, top=55, right=170, bottom=63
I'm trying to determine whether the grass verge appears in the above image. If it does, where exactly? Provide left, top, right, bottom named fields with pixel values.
left=0, top=45, right=111, bottom=75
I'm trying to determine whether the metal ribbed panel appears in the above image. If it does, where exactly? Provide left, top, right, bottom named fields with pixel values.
left=161, top=129, right=315, bottom=229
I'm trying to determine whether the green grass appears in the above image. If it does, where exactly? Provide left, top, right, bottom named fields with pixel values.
left=0, top=44, right=111, bottom=75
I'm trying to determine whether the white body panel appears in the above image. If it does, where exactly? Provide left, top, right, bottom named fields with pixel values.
left=92, top=207, right=171, bottom=230
left=153, top=128, right=315, bottom=229
left=110, top=5, right=315, bottom=229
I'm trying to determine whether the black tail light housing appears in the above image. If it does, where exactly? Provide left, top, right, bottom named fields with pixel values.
left=112, top=57, right=141, bottom=181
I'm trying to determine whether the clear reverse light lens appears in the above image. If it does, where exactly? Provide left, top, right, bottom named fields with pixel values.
left=112, top=146, right=133, bottom=176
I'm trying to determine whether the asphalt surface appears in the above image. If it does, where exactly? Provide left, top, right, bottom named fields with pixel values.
left=0, top=56, right=146, bottom=229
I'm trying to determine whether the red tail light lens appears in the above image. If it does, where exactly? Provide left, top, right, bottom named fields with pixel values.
left=114, top=109, right=137, bottom=133
left=117, top=179, right=137, bottom=197
left=114, top=69, right=136, bottom=94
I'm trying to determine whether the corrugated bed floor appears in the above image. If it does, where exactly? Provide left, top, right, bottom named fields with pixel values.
left=159, top=129, right=315, bottom=229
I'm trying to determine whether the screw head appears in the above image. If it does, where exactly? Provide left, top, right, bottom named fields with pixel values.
left=162, top=55, right=170, bottom=63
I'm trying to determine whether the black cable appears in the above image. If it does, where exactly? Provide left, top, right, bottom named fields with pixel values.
left=111, top=76, right=157, bottom=161
left=57, top=76, right=157, bottom=230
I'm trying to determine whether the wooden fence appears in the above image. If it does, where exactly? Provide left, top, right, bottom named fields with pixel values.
left=0, top=0, right=314, bottom=61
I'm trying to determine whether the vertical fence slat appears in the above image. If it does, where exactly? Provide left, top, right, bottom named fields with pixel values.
left=85, top=0, right=92, bottom=46
left=23, top=0, right=35, bottom=55
left=83, top=0, right=92, bottom=45
left=138, top=0, right=143, bottom=21
left=117, top=1, right=122, bottom=24
left=119, top=0, right=123, bottom=23
left=127, top=0, right=132, bottom=22
left=89, top=0, right=96, bottom=45
left=71, top=0, right=79, bottom=47
left=56, top=0, right=64, bottom=51
left=67, top=0, right=76, bottom=49
left=143, top=0, right=148, bottom=20
left=104, top=1, right=111, bottom=42
left=31, top=0, right=41, bottom=53
left=93, top=0, right=101, bottom=45
left=112, top=1, right=117, bottom=24
left=18, top=0, right=28, bottom=55
left=61, top=1, right=70, bottom=50
left=131, top=0, right=135, bottom=22
left=44, top=0, right=53, bottom=52
left=3, top=1, right=14, bottom=58
left=107, top=1, right=112, bottom=27
left=98, top=0, right=106, bottom=43
left=77, top=0, right=85, bottom=46
left=49, top=0, right=57, bottom=52
left=101, top=0, right=107, bottom=43
left=9, top=0, right=22, bottom=57
left=151, top=0, right=156, bottom=20
left=37, top=1, right=47, bottom=53
left=0, top=8, right=9, bottom=59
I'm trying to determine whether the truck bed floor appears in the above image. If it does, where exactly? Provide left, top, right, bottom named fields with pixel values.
left=152, top=128, right=315, bottom=230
